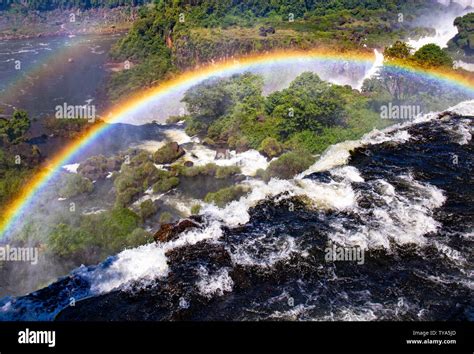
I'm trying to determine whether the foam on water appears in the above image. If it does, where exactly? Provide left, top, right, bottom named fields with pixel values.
left=84, top=220, right=223, bottom=293
left=200, top=177, right=358, bottom=228
left=62, top=163, right=80, bottom=173
left=329, top=175, right=446, bottom=250
left=301, top=129, right=411, bottom=177
left=185, top=143, right=269, bottom=176
left=196, top=267, right=234, bottom=298
left=14, top=102, right=471, bottom=305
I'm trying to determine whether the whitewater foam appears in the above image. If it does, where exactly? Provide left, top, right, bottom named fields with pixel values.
left=85, top=220, right=223, bottom=293
left=196, top=267, right=234, bottom=298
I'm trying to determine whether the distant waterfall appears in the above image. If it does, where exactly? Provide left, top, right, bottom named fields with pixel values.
left=356, top=49, right=384, bottom=90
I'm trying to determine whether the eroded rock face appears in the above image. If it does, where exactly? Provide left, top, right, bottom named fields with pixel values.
left=153, top=218, right=201, bottom=243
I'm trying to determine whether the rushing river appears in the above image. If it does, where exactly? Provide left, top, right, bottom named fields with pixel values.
left=0, top=101, right=472, bottom=321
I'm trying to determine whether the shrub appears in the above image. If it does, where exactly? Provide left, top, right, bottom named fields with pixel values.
left=166, top=115, right=187, bottom=124
left=127, top=228, right=154, bottom=246
left=179, top=163, right=240, bottom=179
left=265, top=150, right=315, bottom=180
left=215, top=165, right=241, bottom=179
left=139, top=199, right=157, bottom=221
left=258, top=137, right=283, bottom=158
left=114, top=157, right=167, bottom=207
left=77, top=155, right=109, bottom=180
left=191, top=203, right=202, bottom=215
left=152, top=176, right=180, bottom=193
left=153, top=142, right=185, bottom=164
left=384, top=41, right=412, bottom=60
left=0, top=110, right=31, bottom=144
left=204, top=185, right=249, bottom=207
left=58, top=174, right=94, bottom=198
left=116, top=187, right=141, bottom=207
left=159, top=211, right=173, bottom=224
left=202, top=137, right=216, bottom=146
left=48, top=207, right=142, bottom=263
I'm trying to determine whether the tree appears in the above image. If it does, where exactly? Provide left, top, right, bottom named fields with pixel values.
left=0, top=110, right=31, bottom=144
left=412, top=44, right=453, bottom=68
left=449, top=13, right=474, bottom=55
left=384, top=41, right=412, bottom=60
left=58, top=174, right=94, bottom=198
left=265, top=72, right=346, bottom=137
left=182, top=73, right=263, bottom=136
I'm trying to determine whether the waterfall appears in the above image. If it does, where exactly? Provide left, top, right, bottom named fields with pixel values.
left=408, top=1, right=473, bottom=51
left=356, top=49, right=384, bottom=90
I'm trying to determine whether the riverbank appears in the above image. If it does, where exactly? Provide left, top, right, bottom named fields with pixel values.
left=0, top=6, right=137, bottom=40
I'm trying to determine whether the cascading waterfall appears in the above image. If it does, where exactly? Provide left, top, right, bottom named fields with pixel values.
left=356, top=49, right=384, bottom=90
left=1, top=100, right=472, bottom=321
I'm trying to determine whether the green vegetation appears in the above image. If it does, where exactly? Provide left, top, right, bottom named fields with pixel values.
left=159, top=211, right=173, bottom=224
left=182, top=73, right=264, bottom=138
left=0, top=111, right=39, bottom=209
left=58, top=173, right=94, bottom=198
left=412, top=44, right=454, bottom=68
left=204, top=185, right=249, bottom=207
left=48, top=207, right=152, bottom=264
left=177, top=162, right=241, bottom=179
left=383, top=40, right=412, bottom=60
left=78, top=154, right=122, bottom=181
left=153, top=142, right=185, bottom=164
left=384, top=41, right=453, bottom=68
left=258, top=137, right=283, bottom=158
left=365, top=41, right=467, bottom=113
left=190, top=203, right=201, bottom=215
left=182, top=72, right=384, bottom=160
left=0, top=0, right=149, bottom=11
left=448, top=13, right=474, bottom=58
left=107, top=0, right=442, bottom=100
left=43, top=117, right=101, bottom=139
left=152, top=176, right=179, bottom=193
left=0, top=149, right=35, bottom=207
left=139, top=199, right=157, bottom=221
left=0, top=110, right=30, bottom=145
left=264, top=150, right=315, bottom=180
left=266, top=73, right=347, bottom=136
left=114, top=151, right=171, bottom=207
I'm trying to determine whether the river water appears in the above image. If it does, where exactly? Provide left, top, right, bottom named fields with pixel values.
left=0, top=34, right=120, bottom=126
left=0, top=101, right=472, bottom=321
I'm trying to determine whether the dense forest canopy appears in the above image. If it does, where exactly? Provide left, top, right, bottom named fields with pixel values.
left=0, top=0, right=148, bottom=11
left=106, top=0, right=445, bottom=100
left=0, top=0, right=431, bottom=13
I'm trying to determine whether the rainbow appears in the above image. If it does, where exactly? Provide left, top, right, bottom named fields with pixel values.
left=1, top=48, right=474, bottom=238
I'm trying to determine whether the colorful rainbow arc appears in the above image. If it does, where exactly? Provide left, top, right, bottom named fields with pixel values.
left=1, top=48, right=474, bottom=238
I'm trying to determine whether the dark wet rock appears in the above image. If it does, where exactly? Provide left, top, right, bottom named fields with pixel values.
left=184, top=160, right=194, bottom=167
left=153, top=218, right=200, bottom=243
left=3, top=116, right=474, bottom=322
left=166, top=241, right=232, bottom=269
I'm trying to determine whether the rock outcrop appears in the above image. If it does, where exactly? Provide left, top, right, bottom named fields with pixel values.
left=153, top=218, right=201, bottom=243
